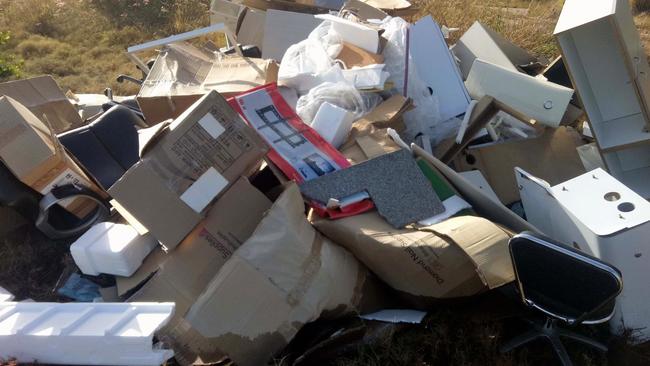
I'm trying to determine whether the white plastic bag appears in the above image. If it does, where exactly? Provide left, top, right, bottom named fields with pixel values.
left=278, top=21, right=344, bottom=94
left=296, top=82, right=381, bottom=125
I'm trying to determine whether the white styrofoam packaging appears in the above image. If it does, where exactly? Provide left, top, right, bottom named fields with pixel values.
left=0, top=302, right=174, bottom=365
left=516, top=167, right=650, bottom=341
left=71, top=222, right=158, bottom=277
left=310, top=102, right=356, bottom=148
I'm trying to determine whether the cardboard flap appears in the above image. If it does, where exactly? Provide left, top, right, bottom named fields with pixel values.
left=138, top=120, right=171, bottom=157
left=418, top=216, right=514, bottom=289
left=0, top=76, right=83, bottom=133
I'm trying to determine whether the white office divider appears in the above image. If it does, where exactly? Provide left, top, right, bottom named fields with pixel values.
left=516, top=167, right=650, bottom=342
left=0, top=302, right=175, bottom=365
left=555, top=0, right=650, bottom=198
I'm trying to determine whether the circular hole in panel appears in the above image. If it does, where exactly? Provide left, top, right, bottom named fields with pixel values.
left=618, top=202, right=635, bottom=213
left=604, top=192, right=621, bottom=202
left=465, top=154, right=476, bottom=165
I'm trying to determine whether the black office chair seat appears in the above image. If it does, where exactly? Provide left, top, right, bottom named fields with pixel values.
left=58, top=105, right=143, bottom=190
left=502, top=232, right=623, bottom=366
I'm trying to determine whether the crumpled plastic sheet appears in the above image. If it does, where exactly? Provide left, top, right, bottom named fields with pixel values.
left=296, top=81, right=382, bottom=125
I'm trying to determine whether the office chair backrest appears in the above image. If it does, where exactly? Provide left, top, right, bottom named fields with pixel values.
left=58, top=105, right=143, bottom=190
left=509, top=232, right=622, bottom=325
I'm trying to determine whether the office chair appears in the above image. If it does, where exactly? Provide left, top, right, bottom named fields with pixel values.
left=502, top=232, right=623, bottom=366
left=58, top=104, right=144, bottom=190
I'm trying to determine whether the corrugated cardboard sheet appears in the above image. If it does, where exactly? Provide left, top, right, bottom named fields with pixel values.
left=123, top=177, right=273, bottom=365
left=185, top=184, right=369, bottom=366
left=0, top=96, right=102, bottom=218
left=0, top=76, right=82, bottom=133
left=453, top=126, right=586, bottom=205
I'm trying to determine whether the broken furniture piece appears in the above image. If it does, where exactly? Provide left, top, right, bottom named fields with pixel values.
left=452, top=21, right=540, bottom=80
left=502, top=232, right=622, bottom=366
left=554, top=0, right=650, bottom=198
left=0, top=302, right=175, bottom=365
left=465, top=58, right=574, bottom=128
left=435, top=96, right=535, bottom=164
left=516, top=167, right=650, bottom=341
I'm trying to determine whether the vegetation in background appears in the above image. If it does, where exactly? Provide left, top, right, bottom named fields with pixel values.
left=0, top=32, right=21, bottom=79
left=0, top=0, right=209, bottom=95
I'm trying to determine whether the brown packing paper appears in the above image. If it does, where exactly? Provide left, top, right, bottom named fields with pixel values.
left=123, top=177, right=273, bottom=365
left=452, top=126, right=586, bottom=205
left=184, top=184, right=371, bottom=366
left=0, top=75, right=83, bottom=133
left=311, top=212, right=513, bottom=301
left=137, top=42, right=278, bottom=124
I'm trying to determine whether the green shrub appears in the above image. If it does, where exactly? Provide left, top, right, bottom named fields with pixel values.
left=0, top=32, right=22, bottom=80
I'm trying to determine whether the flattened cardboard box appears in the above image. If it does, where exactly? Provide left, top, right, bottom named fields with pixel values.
left=0, top=96, right=103, bottom=218
left=0, top=75, right=83, bottom=133
left=452, top=126, right=586, bottom=205
left=122, top=177, right=273, bottom=365
left=109, top=91, right=268, bottom=250
left=137, top=43, right=279, bottom=124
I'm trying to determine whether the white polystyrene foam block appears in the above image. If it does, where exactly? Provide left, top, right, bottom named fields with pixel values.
left=71, top=222, right=158, bottom=277
left=0, top=302, right=174, bottom=365
left=310, top=102, right=356, bottom=148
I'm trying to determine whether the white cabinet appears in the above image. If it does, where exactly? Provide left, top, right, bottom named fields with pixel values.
left=554, top=0, right=650, bottom=197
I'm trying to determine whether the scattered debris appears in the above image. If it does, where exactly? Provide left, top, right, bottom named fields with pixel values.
left=1, top=0, right=649, bottom=364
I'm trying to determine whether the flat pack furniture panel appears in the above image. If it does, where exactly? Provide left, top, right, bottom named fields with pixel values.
left=409, top=16, right=471, bottom=122
left=516, top=167, right=650, bottom=342
left=465, top=59, right=573, bottom=128
left=452, top=21, right=537, bottom=80
left=555, top=0, right=650, bottom=197
left=0, top=302, right=175, bottom=365
left=263, top=10, right=323, bottom=61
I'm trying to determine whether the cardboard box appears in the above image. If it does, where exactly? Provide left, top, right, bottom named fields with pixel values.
left=0, top=76, right=83, bottom=133
left=452, top=126, right=586, bottom=205
left=0, top=96, right=103, bottom=218
left=185, top=184, right=371, bottom=366
left=109, top=91, right=268, bottom=250
left=122, top=177, right=273, bottom=365
left=137, top=43, right=279, bottom=124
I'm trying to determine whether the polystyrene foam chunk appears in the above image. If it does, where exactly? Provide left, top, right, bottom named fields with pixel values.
left=310, top=102, right=356, bottom=148
left=0, top=302, right=174, bottom=365
left=71, top=222, right=158, bottom=277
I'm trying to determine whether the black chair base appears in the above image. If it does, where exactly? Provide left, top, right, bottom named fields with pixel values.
left=501, top=318, right=607, bottom=366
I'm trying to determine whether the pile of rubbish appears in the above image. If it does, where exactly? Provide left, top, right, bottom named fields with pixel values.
left=0, top=0, right=649, bottom=364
